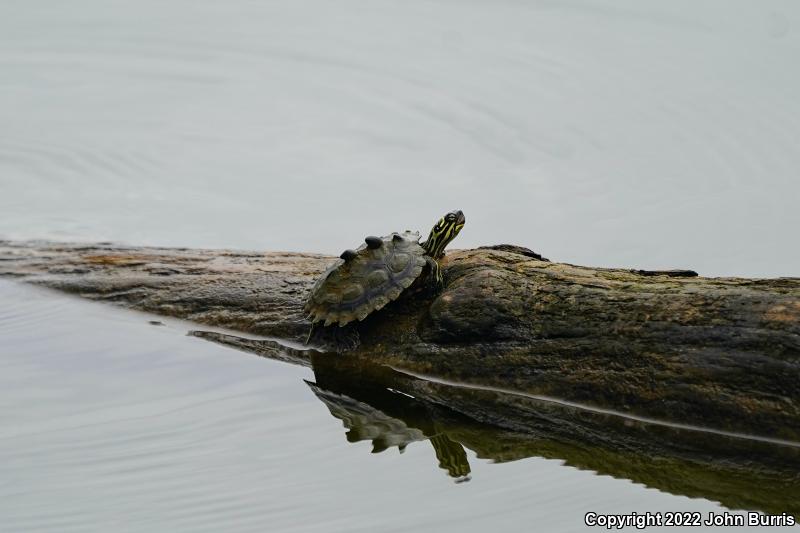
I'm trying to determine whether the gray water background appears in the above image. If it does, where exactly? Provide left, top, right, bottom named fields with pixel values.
left=1, top=0, right=799, bottom=277
left=1, top=1, right=799, bottom=530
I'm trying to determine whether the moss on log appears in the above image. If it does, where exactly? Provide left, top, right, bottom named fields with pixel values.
left=1, top=240, right=798, bottom=441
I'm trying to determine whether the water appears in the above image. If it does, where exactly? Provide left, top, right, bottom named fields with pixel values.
left=1, top=280, right=796, bottom=532
left=2, top=1, right=799, bottom=529
left=1, top=0, right=799, bottom=277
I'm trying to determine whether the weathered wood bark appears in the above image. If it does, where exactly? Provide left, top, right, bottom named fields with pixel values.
left=1, top=240, right=798, bottom=441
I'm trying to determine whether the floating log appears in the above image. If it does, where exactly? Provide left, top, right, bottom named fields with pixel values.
left=1, top=240, right=798, bottom=441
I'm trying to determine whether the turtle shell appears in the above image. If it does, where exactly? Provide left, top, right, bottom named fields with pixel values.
left=305, top=231, right=427, bottom=327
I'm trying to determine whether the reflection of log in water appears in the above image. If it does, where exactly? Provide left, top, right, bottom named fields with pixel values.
left=193, top=331, right=800, bottom=517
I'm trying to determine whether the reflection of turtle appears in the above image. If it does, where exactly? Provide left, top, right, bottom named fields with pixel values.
left=304, top=210, right=465, bottom=344
left=305, top=354, right=472, bottom=481
left=306, top=381, right=471, bottom=481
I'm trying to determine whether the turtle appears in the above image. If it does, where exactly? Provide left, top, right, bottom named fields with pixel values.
left=304, top=209, right=466, bottom=346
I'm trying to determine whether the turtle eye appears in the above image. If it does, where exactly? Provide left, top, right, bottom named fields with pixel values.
left=435, top=218, right=445, bottom=231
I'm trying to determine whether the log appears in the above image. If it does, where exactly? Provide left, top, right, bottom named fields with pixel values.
left=1, top=240, right=798, bottom=441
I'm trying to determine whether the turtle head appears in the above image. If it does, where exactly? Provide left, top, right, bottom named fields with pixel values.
left=422, top=210, right=465, bottom=258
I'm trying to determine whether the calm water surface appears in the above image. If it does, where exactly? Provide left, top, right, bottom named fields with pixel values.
left=2, top=1, right=799, bottom=530
left=0, top=281, right=794, bottom=532
left=1, top=0, right=799, bottom=276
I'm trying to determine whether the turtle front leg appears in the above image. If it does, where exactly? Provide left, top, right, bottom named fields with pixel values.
left=305, top=321, right=360, bottom=352
left=424, top=257, right=444, bottom=294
